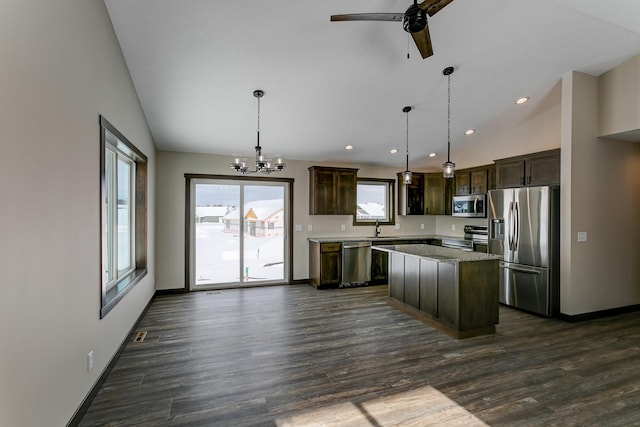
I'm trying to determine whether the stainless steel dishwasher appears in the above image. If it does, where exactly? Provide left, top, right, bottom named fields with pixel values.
left=341, top=241, right=372, bottom=287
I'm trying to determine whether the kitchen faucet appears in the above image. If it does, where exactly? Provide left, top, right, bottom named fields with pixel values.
left=375, top=219, right=381, bottom=237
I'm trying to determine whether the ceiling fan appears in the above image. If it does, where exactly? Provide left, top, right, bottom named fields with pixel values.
left=330, top=0, right=453, bottom=59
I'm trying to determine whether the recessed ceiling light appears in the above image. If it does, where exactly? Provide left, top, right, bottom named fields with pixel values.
left=428, top=152, right=437, bottom=158
left=516, top=97, right=529, bottom=105
left=464, top=129, right=475, bottom=135
left=345, top=145, right=354, bottom=150
left=390, top=148, right=398, bottom=154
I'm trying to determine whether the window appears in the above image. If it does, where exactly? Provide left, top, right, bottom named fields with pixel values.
left=353, top=178, right=395, bottom=226
left=100, top=116, right=147, bottom=318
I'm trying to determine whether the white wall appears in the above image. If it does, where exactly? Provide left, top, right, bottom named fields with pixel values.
left=560, top=70, right=640, bottom=316
left=598, top=55, right=640, bottom=137
left=0, top=1, right=156, bottom=426
left=452, top=82, right=562, bottom=168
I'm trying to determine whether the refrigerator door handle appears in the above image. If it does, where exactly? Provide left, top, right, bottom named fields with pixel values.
left=513, top=202, right=520, bottom=251
left=507, top=202, right=513, bottom=250
left=500, top=263, right=541, bottom=275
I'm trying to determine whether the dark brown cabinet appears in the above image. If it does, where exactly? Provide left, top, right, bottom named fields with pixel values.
left=309, top=241, right=342, bottom=288
left=309, top=166, right=358, bottom=215
left=454, top=171, right=471, bottom=196
left=425, top=173, right=452, bottom=215
left=495, top=149, right=560, bottom=189
left=454, top=165, right=494, bottom=195
left=371, top=249, right=388, bottom=284
left=526, top=152, right=561, bottom=186
left=397, top=172, right=425, bottom=215
left=398, top=172, right=451, bottom=216
left=473, top=242, right=488, bottom=254
left=472, top=166, right=494, bottom=194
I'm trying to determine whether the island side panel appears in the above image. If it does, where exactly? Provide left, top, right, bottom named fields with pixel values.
left=404, top=256, right=420, bottom=308
left=458, top=259, right=500, bottom=330
left=418, top=258, right=438, bottom=317
left=389, top=252, right=405, bottom=302
left=309, top=241, right=320, bottom=288
left=437, top=262, right=459, bottom=329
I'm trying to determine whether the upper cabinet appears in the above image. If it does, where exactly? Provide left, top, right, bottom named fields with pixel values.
left=397, top=172, right=425, bottom=215
left=309, top=166, right=358, bottom=215
left=454, top=164, right=495, bottom=195
left=495, top=149, right=560, bottom=189
left=398, top=172, right=452, bottom=216
left=425, top=173, right=452, bottom=215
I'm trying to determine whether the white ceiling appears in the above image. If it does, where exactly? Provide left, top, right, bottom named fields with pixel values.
left=104, top=0, right=640, bottom=171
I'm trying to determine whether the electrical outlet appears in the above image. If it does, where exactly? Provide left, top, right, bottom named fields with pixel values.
left=395, top=224, right=400, bottom=230
left=341, top=224, right=346, bottom=231
left=577, top=231, right=587, bottom=242
left=452, top=224, right=456, bottom=231
left=87, top=350, right=94, bottom=372
left=307, top=224, right=312, bottom=232
left=420, top=224, right=424, bottom=230
left=295, top=224, right=302, bottom=232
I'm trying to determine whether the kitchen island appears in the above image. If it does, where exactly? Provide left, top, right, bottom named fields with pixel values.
left=374, top=244, right=500, bottom=339
left=308, top=236, right=444, bottom=288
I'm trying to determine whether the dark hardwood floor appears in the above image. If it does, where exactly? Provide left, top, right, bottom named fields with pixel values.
left=79, top=284, right=640, bottom=426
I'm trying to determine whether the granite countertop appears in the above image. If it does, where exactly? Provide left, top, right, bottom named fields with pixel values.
left=308, top=234, right=460, bottom=243
left=373, top=243, right=501, bottom=263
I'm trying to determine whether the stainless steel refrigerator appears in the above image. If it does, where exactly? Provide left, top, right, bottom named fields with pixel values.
left=487, top=186, right=560, bottom=316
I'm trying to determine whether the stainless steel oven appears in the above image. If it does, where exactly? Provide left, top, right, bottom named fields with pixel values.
left=452, top=194, right=486, bottom=218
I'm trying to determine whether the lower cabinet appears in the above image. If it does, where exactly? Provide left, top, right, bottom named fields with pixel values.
left=309, top=241, right=341, bottom=288
left=371, top=249, right=388, bottom=284
left=473, top=242, right=488, bottom=253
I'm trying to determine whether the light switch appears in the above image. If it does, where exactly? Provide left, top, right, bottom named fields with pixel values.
left=395, top=224, right=400, bottom=230
left=420, top=224, right=424, bottom=230
left=307, top=224, right=313, bottom=232
left=577, top=231, right=587, bottom=242
left=295, top=224, right=302, bottom=232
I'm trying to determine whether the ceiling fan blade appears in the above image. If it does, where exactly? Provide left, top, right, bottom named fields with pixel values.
left=331, top=13, right=404, bottom=22
left=411, top=27, right=434, bottom=59
left=418, top=0, right=454, bottom=17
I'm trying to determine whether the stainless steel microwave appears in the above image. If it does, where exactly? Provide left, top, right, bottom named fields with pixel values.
left=452, top=194, right=486, bottom=217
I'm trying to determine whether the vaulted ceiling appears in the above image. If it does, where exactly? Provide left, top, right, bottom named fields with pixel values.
left=105, top=0, right=640, bottom=170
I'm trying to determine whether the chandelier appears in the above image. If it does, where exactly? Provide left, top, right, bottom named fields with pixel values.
left=231, top=90, right=286, bottom=174
left=442, top=66, right=455, bottom=178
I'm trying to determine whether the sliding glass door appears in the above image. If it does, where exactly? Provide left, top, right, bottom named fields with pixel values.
left=188, top=176, right=290, bottom=289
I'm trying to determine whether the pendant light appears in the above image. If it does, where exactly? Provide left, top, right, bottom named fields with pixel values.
left=231, top=90, right=286, bottom=174
left=442, top=66, right=455, bottom=178
left=401, top=106, right=413, bottom=185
